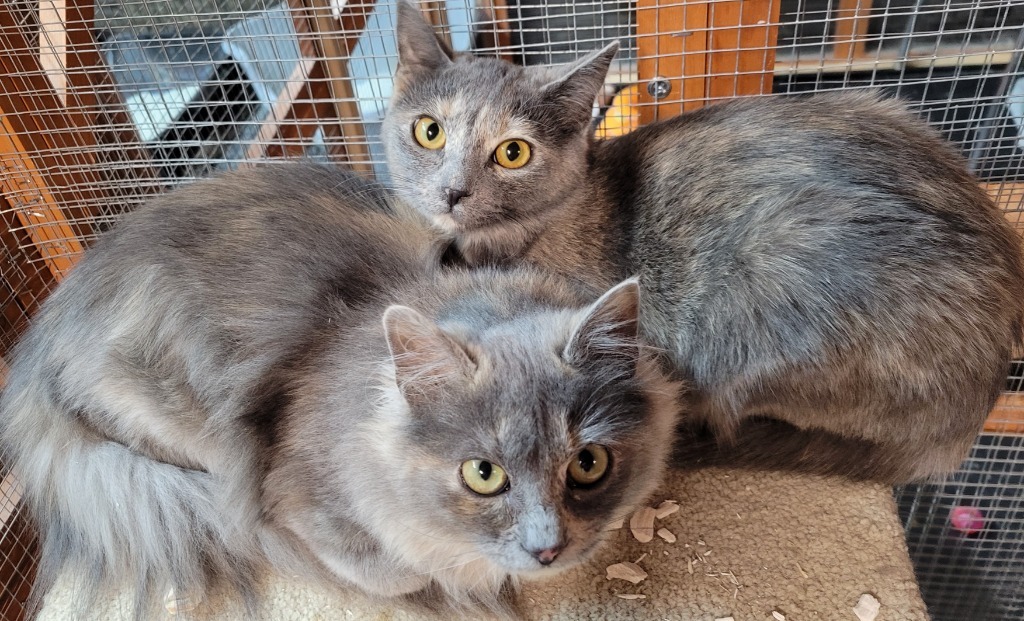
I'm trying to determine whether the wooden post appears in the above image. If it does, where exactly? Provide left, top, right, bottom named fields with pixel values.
left=636, top=0, right=710, bottom=124
left=287, top=0, right=375, bottom=176
left=706, top=0, right=782, bottom=101
left=417, top=1, right=451, bottom=48
left=475, top=0, right=515, bottom=61
left=637, top=1, right=782, bottom=122
left=833, top=0, right=873, bottom=62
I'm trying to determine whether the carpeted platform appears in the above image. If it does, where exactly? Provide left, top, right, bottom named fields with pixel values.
left=38, top=467, right=930, bottom=620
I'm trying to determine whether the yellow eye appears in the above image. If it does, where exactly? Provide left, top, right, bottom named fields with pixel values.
left=567, top=445, right=610, bottom=487
left=493, top=139, right=531, bottom=169
left=414, top=117, right=446, bottom=149
left=460, top=459, right=509, bottom=496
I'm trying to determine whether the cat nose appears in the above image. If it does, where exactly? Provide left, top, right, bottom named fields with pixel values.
left=531, top=544, right=564, bottom=566
left=445, top=187, right=470, bottom=210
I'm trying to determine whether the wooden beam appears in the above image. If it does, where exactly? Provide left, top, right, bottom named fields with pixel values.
left=706, top=0, right=782, bottom=100
left=38, top=0, right=68, bottom=104
left=418, top=1, right=451, bottom=48
left=988, top=393, right=1024, bottom=434
left=0, top=0, right=155, bottom=277
left=289, top=0, right=375, bottom=176
left=475, top=0, right=514, bottom=62
left=0, top=115, right=83, bottom=281
left=245, top=57, right=317, bottom=161
left=983, top=182, right=1024, bottom=214
left=832, top=0, right=873, bottom=62
left=636, top=0, right=710, bottom=123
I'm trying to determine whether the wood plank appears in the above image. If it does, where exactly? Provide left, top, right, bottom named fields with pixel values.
left=983, top=182, right=1024, bottom=214
left=475, top=0, right=514, bottom=61
left=417, top=1, right=451, bottom=48
left=62, top=0, right=157, bottom=197
left=245, top=57, right=316, bottom=161
left=706, top=0, right=782, bottom=100
left=0, top=0, right=155, bottom=273
left=38, top=0, right=68, bottom=104
left=832, top=0, right=873, bottom=62
left=636, top=0, right=710, bottom=123
left=0, top=115, right=83, bottom=281
left=0, top=195, right=54, bottom=358
left=288, top=0, right=375, bottom=176
left=988, top=393, right=1024, bottom=434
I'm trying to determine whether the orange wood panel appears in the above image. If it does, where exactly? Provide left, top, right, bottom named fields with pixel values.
left=832, top=0, right=873, bottom=61
left=0, top=115, right=83, bottom=281
left=988, top=393, right=1024, bottom=434
left=706, top=0, right=782, bottom=100
left=637, top=0, right=710, bottom=123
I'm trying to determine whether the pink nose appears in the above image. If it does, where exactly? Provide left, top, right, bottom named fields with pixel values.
left=533, top=546, right=563, bottom=566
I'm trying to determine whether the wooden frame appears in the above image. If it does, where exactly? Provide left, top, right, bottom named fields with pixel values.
left=281, top=0, right=375, bottom=176
left=636, top=0, right=782, bottom=123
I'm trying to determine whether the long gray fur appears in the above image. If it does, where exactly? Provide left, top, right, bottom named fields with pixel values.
left=0, top=163, right=679, bottom=618
left=383, top=1, right=1024, bottom=483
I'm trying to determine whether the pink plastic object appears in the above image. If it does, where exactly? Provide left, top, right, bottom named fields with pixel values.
left=950, top=506, right=985, bottom=535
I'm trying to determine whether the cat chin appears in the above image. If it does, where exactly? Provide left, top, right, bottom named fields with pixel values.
left=430, top=212, right=462, bottom=233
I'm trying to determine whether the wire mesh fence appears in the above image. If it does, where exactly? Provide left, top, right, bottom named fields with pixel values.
left=0, top=1, right=1022, bottom=619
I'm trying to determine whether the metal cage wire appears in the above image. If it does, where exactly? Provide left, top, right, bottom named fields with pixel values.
left=0, top=1, right=1022, bottom=619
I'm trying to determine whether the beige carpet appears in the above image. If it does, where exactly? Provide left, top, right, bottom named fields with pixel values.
left=38, top=467, right=929, bottom=621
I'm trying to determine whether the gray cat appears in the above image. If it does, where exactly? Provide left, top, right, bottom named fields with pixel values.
left=383, top=2, right=1024, bottom=483
left=0, top=164, right=679, bottom=619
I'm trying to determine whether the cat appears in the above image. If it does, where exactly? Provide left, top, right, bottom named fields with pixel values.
left=381, top=1, right=1024, bottom=483
left=0, top=163, right=679, bottom=619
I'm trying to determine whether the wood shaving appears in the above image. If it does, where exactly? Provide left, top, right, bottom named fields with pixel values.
left=656, top=527, right=677, bottom=543
left=606, top=518, right=625, bottom=530
left=629, top=506, right=657, bottom=542
left=703, top=550, right=713, bottom=556
left=853, top=593, right=881, bottom=621
left=605, top=562, right=648, bottom=584
left=772, top=611, right=786, bottom=621
left=714, top=617, right=735, bottom=621
left=795, top=561, right=809, bottom=579
left=615, top=594, right=646, bottom=600
left=654, top=500, right=680, bottom=519
left=687, top=559, right=694, bottom=575
left=634, top=552, right=648, bottom=564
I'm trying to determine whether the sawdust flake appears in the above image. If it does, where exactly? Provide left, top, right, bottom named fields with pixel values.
left=656, top=527, right=676, bottom=543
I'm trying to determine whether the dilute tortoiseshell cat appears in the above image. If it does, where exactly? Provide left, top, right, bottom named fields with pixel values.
left=0, top=164, right=678, bottom=619
left=383, top=2, right=1024, bottom=483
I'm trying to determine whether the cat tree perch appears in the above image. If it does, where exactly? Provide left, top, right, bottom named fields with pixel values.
left=0, top=0, right=1021, bottom=619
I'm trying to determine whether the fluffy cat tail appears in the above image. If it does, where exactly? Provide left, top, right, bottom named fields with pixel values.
left=0, top=372, right=263, bottom=620
left=671, top=417, right=970, bottom=484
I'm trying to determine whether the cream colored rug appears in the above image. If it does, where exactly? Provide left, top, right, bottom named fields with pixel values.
left=38, top=467, right=929, bottom=620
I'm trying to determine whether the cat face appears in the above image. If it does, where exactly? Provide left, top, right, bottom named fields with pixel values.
left=380, top=279, right=678, bottom=578
left=382, top=1, right=618, bottom=234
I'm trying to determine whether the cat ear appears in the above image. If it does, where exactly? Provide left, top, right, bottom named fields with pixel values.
left=563, top=278, right=640, bottom=372
left=395, top=0, right=454, bottom=85
left=383, top=305, right=475, bottom=398
left=540, top=41, right=620, bottom=125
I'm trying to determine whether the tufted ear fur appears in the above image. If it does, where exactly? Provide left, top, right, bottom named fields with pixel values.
left=563, top=278, right=640, bottom=373
left=383, top=305, right=475, bottom=400
left=395, top=0, right=454, bottom=89
left=540, top=42, right=620, bottom=127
